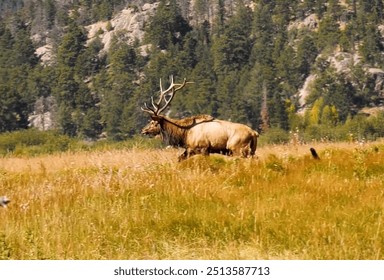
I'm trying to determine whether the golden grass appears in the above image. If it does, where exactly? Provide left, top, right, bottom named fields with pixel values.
left=0, top=141, right=384, bottom=259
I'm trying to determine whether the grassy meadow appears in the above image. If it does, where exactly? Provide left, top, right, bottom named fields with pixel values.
left=0, top=140, right=384, bottom=259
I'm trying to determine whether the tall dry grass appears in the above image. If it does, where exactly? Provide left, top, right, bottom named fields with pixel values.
left=0, top=142, right=383, bottom=259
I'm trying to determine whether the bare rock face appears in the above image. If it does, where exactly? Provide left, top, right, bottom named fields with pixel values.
left=28, top=112, right=55, bottom=131
left=298, top=51, right=384, bottom=110
left=288, top=14, right=319, bottom=31
left=28, top=96, right=57, bottom=131
left=378, top=25, right=384, bottom=37
left=86, top=0, right=255, bottom=52
left=35, top=44, right=54, bottom=65
left=85, top=3, right=159, bottom=53
left=324, top=52, right=384, bottom=100
left=368, top=68, right=384, bottom=97
left=328, top=52, right=361, bottom=74
left=298, top=74, right=317, bottom=110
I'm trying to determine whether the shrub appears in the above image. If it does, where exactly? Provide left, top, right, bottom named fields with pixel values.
left=0, top=129, right=165, bottom=157
left=0, top=130, right=74, bottom=156
left=259, top=128, right=290, bottom=145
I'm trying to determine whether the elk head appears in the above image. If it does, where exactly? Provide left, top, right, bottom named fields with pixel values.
left=141, top=119, right=161, bottom=136
left=141, top=76, right=192, bottom=133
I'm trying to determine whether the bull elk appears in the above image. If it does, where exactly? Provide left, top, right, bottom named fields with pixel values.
left=141, top=76, right=259, bottom=160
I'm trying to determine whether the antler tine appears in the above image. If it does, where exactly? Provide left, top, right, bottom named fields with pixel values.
left=173, top=78, right=188, bottom=90
left=151, top=96, right=158, bottom=111
left=156, top=77, right=192, bottom=115
left=170, top=79, right=195, bottom=91
left=155, top=76, right=173, bottom=109
left=141, top=76, right=193, bottom=116
left=140, top=102, right=156, bottom=115
left=159, top=75, right=176, bottom=95
left=154, top=77, right=164, bottom=107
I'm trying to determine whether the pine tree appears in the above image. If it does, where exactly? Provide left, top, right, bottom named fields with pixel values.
left=221, top=4, right=253, bottom=71
left=75, top=37, right=105, bottom=79
left=99, top=39, right=139, bottom=139
left=57, top=20, right=87, bottom=68
left=360, top=22, right=384, bottom=66
left=260, top=83, right=270, bottom=132
left=54, top=20, right=87, bottom=136
left=297, top=35, right=318, bottom=79
left=251, top=1, right=274, bottom=68
left=238, top=68, right=262, bottom=129
left=316, top=14, right=340, bottom=51
left=215, top=71, right=240, bottom=120
left=145, top=0, right=191, bottom=50
left=0, top=68, right=30, bottom=131
left=12, top=24, right=38, bottom=67
left=189, top=49, right=218, bottom=115
left=212, top=0, right=226, bottom=36
left=0, top=24, right=14, bottom=67
left=44, top=0, right=56, bottom=29
left=0, top=17, right=38, bottom=132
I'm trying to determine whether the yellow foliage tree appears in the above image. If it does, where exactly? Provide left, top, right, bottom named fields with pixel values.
left=309, top=97, right=324, bottom=125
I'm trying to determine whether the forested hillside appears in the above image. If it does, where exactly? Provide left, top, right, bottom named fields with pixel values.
left=1, top=0, right=384, bottom=141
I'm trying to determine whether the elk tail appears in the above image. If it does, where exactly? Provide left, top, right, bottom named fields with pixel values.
left=250, top=131, right=259, bottom=157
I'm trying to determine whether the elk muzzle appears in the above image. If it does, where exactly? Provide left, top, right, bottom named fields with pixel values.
left=141, top=120, right=160, bottom=136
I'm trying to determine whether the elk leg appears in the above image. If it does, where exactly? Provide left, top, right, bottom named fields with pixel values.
left=188, top=148, right=196, bottom=157
left=241, top=146, right=250, bottom=158
left=200, top=147, right=209, bottom=156
left=178, top=149, right=188, bottom=161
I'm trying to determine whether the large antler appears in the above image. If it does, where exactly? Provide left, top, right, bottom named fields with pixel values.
left=141, top=76, right=193, bottom=116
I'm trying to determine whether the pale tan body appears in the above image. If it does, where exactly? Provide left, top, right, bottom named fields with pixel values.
left=185, top=119, right=258, bottom=158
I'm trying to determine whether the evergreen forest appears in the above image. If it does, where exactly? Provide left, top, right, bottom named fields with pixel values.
left=1, top=0, right=384, bottom=143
